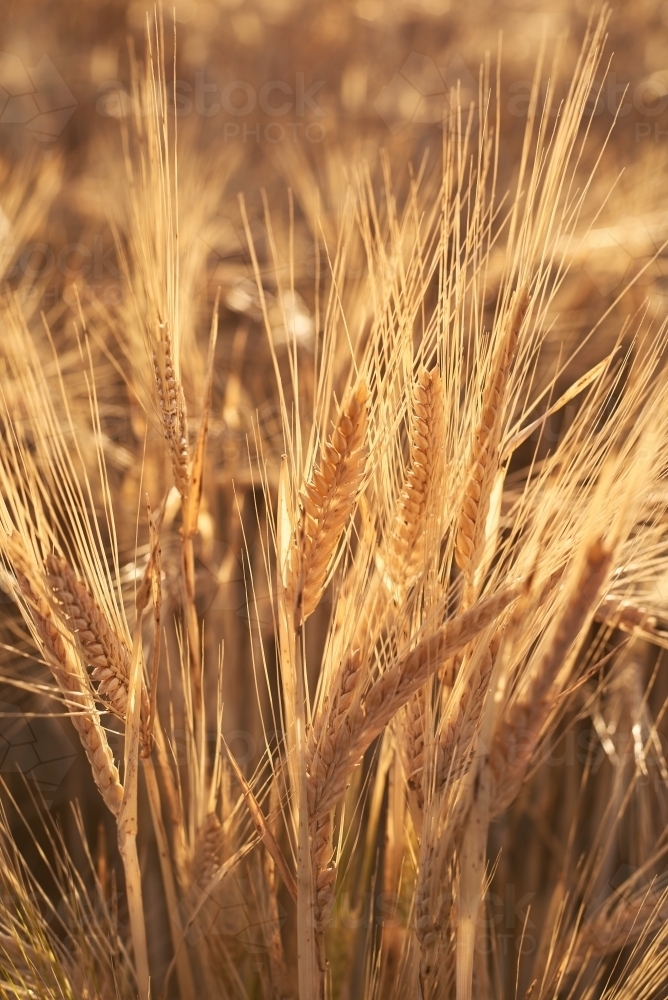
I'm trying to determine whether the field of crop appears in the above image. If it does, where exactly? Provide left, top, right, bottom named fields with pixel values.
left=1, top=3, right=668, bottom=999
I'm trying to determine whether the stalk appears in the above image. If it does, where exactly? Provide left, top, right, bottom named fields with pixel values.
left=144, top=755, right=196, bottom=1000
left=117, top=617, right=151, bottom=999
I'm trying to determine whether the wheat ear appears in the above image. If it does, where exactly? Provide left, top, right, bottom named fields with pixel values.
left=45, top=555, right=151, bottom=749
left=309, top=582, right=520, bottom=822
left=566, top=886, right=668, bottom=970
left=190, top=812, right=225, bottom=889
left=306, top=646, right=364, bottom=960
left=358, top=584, right=522, bottom=761
left=490, top=538, right=612, bottom=815
left=415, top=842, right=436, bottom=988
left=455, top=288, right=528, bottom=591
left=386, top=365, right=444, bottom=584
left=401, top=687, right=427, bottom=813
left=294, top=379, right=368, bottom=622
left=153, top=334, right=189, bottom=498
left=413, top=627, right=506, bottom=995
left=306, top=581, right=520, bottom=953
left=309, top=367, right=430, bottom=824
left=347, top=367, right=443, bottom=651
left=415, top=830, right=455, bottom=992
left=356, top=366, right=443, bottom=805
left=9, top=549, right=124, bottom=816
left=595, top=593, right=661, bottom=636
left=434, top=626, right=506, bottom=792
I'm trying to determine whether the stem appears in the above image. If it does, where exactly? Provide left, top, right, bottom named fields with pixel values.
left=456, top=765, right=491, bottom=1000
left=277, top=459, right=318, bottom=998
left=119, top=618, right=151, bottom=999
left=118, top=832, right=150, bottom=998
left=297, top=736, right=318, bottom=999
left=179, top=298, right=218, bottom=785
left=153, top=724, right=189, bottom=892
left=182, top=531, right=203, bottom=721
left=144, top=756, right=196, bottom=1000
left=456, top=629, right=505, bottom=1000
left=182, top=525, right=206, bottom=829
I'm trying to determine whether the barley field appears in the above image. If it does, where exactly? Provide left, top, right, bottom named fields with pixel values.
left=1, top=3, right=668, bottom=999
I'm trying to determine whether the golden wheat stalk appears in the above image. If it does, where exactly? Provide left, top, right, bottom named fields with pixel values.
left=435, top=643, right=494, bottom=791
left=565, top=885, right=668, bottom=971
left=153, top=335, right=190, bottom=498
left=293, top=379, right=368, bottom=622
left=308, top=582, right=521, bottom=823
left=264, top=779, right=294, bottom=1000
left=7, top=543, right=124, bottom=816
left=400, top=687, right=427, bottom=813
left=354, top=366, right=444, bottom=807
left=386, top=365, right=445, bottom=585
left=430, top=623, right=505, bottom=797
left=415, top=828, right=455, bottom=993
left=190, top=812, right=225, bottom=890
left=306, top=646, right=365, bottom=959
left=358, top=584, right=522, bottom=761
left=347, top=367, right=443, bottom=649
left=45, top=554, right=152, bottom=751
left=490, top=538, right=612, bottom=815
left=305, top=580, right=521, bottom=970
left=455, top=288, right=529, bottom=597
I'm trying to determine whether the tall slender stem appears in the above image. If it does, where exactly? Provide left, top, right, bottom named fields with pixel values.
left=118, top=619, right=151, bottom=999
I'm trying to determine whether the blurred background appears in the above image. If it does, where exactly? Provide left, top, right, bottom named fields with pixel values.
left=1, top=0, right=668, bottom=316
